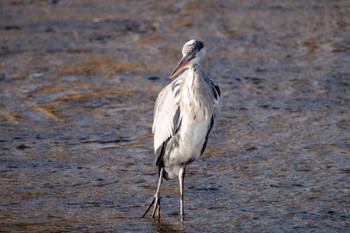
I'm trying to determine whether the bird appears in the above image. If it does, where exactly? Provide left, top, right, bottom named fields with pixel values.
left=142, top=39, right=222, bottom=221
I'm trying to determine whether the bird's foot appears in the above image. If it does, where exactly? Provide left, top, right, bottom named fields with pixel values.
left=180, top=211, right=186, bottom=222
left=152, top=195, right=161, bottom=220
left=142, top=196, right=155, bottom=218
left=142, top=195, right=161, bottom=220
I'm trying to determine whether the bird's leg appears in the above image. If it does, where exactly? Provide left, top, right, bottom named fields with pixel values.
left=142, top=168, right=163, bottom=220
left=179, top=166, right=186, bottom=220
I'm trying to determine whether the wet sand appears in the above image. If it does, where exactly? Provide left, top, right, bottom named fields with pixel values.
left=0, top=0, right=349, bottom=232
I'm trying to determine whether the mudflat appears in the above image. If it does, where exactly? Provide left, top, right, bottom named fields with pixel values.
left=0, top=1, right=349, bottom=232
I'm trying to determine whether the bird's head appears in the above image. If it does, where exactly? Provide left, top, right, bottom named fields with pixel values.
left=169, top=39, right=206, bottom=79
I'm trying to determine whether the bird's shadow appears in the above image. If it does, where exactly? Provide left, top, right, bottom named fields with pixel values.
left=153, top=218, right=185, bottom=233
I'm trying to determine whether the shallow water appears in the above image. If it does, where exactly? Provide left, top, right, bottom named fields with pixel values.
left=0, top=0, right=349, bottom=232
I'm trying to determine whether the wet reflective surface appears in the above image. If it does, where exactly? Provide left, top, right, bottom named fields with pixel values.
left=1, top=0, right=349, bottom=232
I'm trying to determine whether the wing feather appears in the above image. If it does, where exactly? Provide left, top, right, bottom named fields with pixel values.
left=153, top=81, right=181, bottom=153
left=200, top=79, right=222, bottom=155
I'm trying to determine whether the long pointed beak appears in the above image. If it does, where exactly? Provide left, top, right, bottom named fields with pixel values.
left=169, top=55, right=191, bottom=79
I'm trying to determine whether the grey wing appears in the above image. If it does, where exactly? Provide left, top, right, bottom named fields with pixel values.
left=152, top=82, right=181, bottom=153
left=200, top=79, right=222, bottom=155
left=210, top=79, right=222, bottom=128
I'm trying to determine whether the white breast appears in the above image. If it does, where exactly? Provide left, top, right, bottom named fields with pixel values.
left=179, top=117, right=208, bottom=159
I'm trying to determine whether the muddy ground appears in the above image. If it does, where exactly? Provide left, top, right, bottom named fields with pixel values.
left=0, top=0, right=349, bottom=232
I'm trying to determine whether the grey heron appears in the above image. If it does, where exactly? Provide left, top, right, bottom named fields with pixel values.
left=142, top=39, right=222, bottom=220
